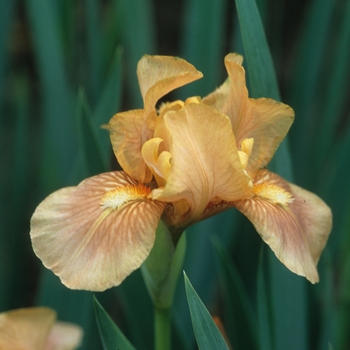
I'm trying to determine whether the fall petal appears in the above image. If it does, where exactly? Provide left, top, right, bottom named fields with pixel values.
left=0, top=307, right=56, bottom=350
left=108, top=109, right=155, bottom=183
left=137, top=55, right=203, bottom=109
left=234, top=170, right=332, bottom=283
left=151, top=103, right=252, bottom=226
left=30, top=172, right=165, bottom=291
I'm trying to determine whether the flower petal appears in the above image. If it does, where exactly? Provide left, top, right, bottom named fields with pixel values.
left=202, top=53, right=246, bottom=125
left=151, top=103, right=252, bottom=226
left=137, top=55, right=203, bottom=110
left=234, top=170, right=332, bottom=283
left=204, top=53, right=294, bottom=177
left=108, top=109, right=155, bottom=183
left=241, top=98, right=294, bottom=176
left=30, top=172, right=165, bottom=291
left=141, top=137, right=171, bottom=187
left=45, top=321, right=83, bottom=350
left=0, top=307, right=56, bottom=350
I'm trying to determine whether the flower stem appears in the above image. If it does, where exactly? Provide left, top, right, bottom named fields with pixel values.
left=155, top=306, right=171, bottom=350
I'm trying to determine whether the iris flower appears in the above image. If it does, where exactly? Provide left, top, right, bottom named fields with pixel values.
left=0, top=307, right=82, bottom=350
left=30, top=53, right=332, bottom=291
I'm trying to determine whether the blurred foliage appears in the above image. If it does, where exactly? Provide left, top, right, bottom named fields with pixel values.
left=0, top=0, right=349, bottom=349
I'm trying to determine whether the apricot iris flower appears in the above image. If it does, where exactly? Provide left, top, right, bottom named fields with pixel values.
left=0, top=307, right=82, bottom=350
left=30, top=53, right=332, bottom=291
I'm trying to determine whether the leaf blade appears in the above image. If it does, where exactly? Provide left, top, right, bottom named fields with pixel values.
left=184, top=272, right=229, bottom=350
left=93, top=295, right=136, bottom=350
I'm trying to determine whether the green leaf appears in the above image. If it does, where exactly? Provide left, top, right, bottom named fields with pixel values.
left=313, top=0, right=350, bottom=177
left=85, top=0, right=103, bottom=103
left=93, top=47, right=124, bottom=156
left=76, top=89, right=108, bottom=177
left=179, top=0, right=227, bottom=97
left=288, top=0, right=335, bottom=184
left=0, top=0, right=15, bottom=97
left=93, top=295, right=136, bottom=350
left=212, top=237, right=258, bottom=350
left=315, top=250, right=336, bottom=349
left=234, top=0, right=293, bottom=181
left=234, top=3, right=309, bottom=349
left=173, top=211, right=243, bottom=348
left=113, top=0, right=156, bottom=107
left=184, top=272, right=229, bottom=350
left=25, top=0, right=77, bottom=185
left=234, top=0, right=279, bottom=100
left=267, top=249, right=307, bottom=350
left=116, top=271, right=154, bottom=349
left=257, top=247, right=274, bottom=350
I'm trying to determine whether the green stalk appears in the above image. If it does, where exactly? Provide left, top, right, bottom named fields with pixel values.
left=155, top=307, right=171, bottom=350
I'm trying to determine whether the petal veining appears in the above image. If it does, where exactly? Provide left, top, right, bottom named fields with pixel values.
left=30, top=171, right=165, bottom=291
left=234, top=170, right=332, bottom=283
left=151, top=103, right=252, bottom=226
left=137, top=55, right=203, bottom=109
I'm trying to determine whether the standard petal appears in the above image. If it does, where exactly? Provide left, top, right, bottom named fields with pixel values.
left=203, top=53, right=247, bottom=128
left=108, top=109, right=155, bottom=183
left=234, top=170, right=332, bottom=283
left=202, top=78, right=230, bottom=114
left=204, top=53, right=294, bottom=177
left=30, top=172, right=165, bottom=291
left=238, top=98, right=294, bottom=176
left=0, top=307, right=56, bottom=350
left=151, top=103, right=252, bottom=226
left=137, top=55, right=203, bottom=109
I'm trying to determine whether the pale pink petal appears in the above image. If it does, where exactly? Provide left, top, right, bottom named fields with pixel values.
left=45, top=322, right=83, bottom=350
left=151, top=103, right=252, bottom=227
left=108, top=109, right=155, bottom=183
left=234, top=170, right=332, bottom=283
left=30, top=172, right=165, bottom=291
left=0, top=307, right=56, bottom=350
left=137, top=55, right=203, bottom=110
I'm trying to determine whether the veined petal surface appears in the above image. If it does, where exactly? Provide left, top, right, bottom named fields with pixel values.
left=234, top=170, right=332, bottom=283
left=108, top=109, right=155, bottom=183
left=151, top=103, right=252, bottom=226
left=30, top=172, right=165, bottom=291
left=0, top=308, right=55, bottom=350
left=137, top=55, right=203, bottom=109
